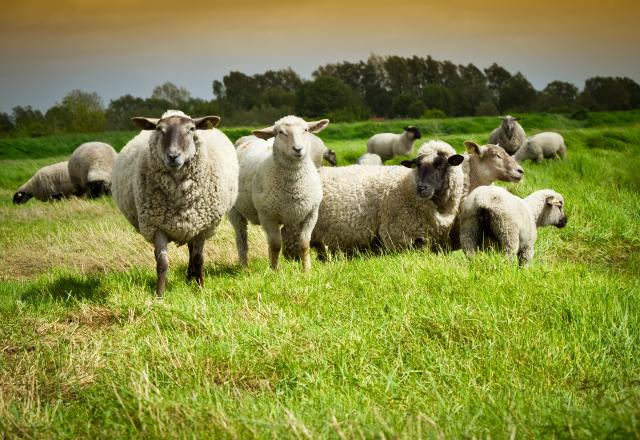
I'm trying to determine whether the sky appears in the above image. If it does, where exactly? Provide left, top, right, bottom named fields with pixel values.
left=1, top=0, right=639, bottom=113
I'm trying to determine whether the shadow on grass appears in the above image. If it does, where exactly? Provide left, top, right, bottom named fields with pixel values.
left=21, top=273, right=108, bottom=304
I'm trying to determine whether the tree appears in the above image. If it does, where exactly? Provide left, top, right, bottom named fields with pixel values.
left=0, top=112, right=14, bottom=134
left=497, top=73, right=537, bottom=113
left=421, top=85, right=452, bottom=115
left=296, top=76, right=368, bottom=121
left=151, top=82, right=192, bottom=105
left=579, top=76, right=640, bottom=111
left=46, top=90, right=106, bottom=132
left=536, top=80, right=578, bottom=111
left=12, top=106, right=47, bottom=136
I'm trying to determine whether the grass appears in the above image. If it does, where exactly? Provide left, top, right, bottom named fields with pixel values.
left=0, top=111, right=639, bottom=438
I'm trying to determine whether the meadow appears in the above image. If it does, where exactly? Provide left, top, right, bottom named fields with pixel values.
left=0, top=111, right=639, bottom=438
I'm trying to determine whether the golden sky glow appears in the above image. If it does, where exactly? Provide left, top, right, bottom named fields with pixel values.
left=1, top=0, right=639, bottom=111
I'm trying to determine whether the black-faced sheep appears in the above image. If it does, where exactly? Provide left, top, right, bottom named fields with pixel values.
left=13, top=161, right=75, bottom=204
left=67, top=141, right=118, bottom=198
left=366, top=126, right=422, bottom=161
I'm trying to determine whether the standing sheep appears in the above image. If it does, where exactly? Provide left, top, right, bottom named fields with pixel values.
left=228, top=115, right=329, bottom=271
left=489, top=116, right=526, bottom=155
left=111, top=110, right=238, bottom=296
left=67, top=141, right=118, bottom=198
left=13, top=161, right=75, bottom=204
left=356, top=153, right=384, bottom=166
left=310, top=142, right=464, bottom=256
left=235, top=133, right=337, bottom=167
left=514, top=132, right=567, bottom=163
left=367, top=126, right=422, bottom=161
left=459, top=186, right=568, bottom=266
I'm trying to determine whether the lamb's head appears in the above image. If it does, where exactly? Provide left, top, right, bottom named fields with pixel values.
left=529, top=190, right=568, bottom=229
left=404, top=126, right=422, bottom=141
left=132, top=112, right=220, bottom=171
left=464, top=141, right=524, bottom=183
left=500, top=115, right=520, bottom=138
left=12, top=190, right=31, bottom=205
left=401, top=152, right=464, bottom=198
left=323, top=149, right=338, bottom=166
left=253, top=116, right=329, bottom=162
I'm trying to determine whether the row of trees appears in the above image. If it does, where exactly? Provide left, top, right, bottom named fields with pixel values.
left=2, top=54, right=640, bottom=136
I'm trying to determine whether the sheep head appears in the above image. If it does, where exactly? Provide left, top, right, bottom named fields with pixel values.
left=12, top=190, right=32, bottom=204
left=500, top=115, right=520, bottom=137
left=464, top=141, right=524, bottom=183
left=132, top=113, right=220, bottom=171
left=252, top=116, right=330, bottom=162
left=542, top=192, right=568, bottom=228
left=323, top=149, right=338, bottom=166
left=404, top=126, right=422, bottom=140
left=401, top=152, right=463, bottom=199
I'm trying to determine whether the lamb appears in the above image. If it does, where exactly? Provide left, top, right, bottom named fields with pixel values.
left=356, top=153, right=384, bottom=166
left=67, top=141, right=118, bottom=198
left=309, top=142, right=464, bottom=256
left=489, top=116, right=526, bottom=155
left=228, top=115, right=329, bottom=271
left=366, top=126, right=422, bottom=160
left=514, top=132, right=567, bottom=163
left=111, top=110, right=239, bottom=296
left=459, top=186, right=568, bottom=266
left=13, top=161, right=75, bottom=204
left=235, top=133, right=337, bottom=168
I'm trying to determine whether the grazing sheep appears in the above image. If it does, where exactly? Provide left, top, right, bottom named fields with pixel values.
left=367, top=126, right=422, bottom=160
left=13, top=161, right=75, bottom=204
left=228, top=115, right=329, bottom=271
left=111, top=110, right=238, bottom=296
left=356, top=153, right=384, bottom=166
left=489, top=116, right=526, bottom=155
left=235, top=133, right=337, bottom=168
left=514, top=132, right=567, bottom=163
left=459, top=186, right=568, bottom=266
left=309, top=142, right=464, bottom=256
left=67, top=141, right=118, bottom=198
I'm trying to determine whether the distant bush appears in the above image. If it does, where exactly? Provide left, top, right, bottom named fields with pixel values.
left=421, top=109, right=447, bottom=119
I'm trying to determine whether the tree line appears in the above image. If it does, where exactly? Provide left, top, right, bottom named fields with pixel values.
left=2, top=54, right=639, bottom=136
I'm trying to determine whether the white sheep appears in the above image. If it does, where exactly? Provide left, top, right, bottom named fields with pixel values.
left=67, top=141, right=118, bottom=198
left=309, top=141, right=464, bottom=256
left=228, top=115, right=329, bottom=271
left=514, top=132, right=567, bottom=163
left=235, top=133, right=336, bottom=168
left=489, top=116, right=526, bottom=155
left=356, top=153, right=384, bottom=166
left=13, top=161, right=75, bottom=204
left=111, top=110, right=238, bottom=296
left=366, top=126, right=422, bottom=161
left=459, top=186, right=568, bottom=266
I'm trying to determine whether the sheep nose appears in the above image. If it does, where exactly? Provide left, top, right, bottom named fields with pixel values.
left=516, top=167, right=524, bottom=175
left=293, top=146, right=302, bottom=153
left=167, top=152, right=179, bottom=161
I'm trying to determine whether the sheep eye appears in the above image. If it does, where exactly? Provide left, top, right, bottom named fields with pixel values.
left=189, top=126, right=196, bottom=133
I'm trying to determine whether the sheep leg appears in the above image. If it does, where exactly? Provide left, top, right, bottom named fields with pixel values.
left=153, top=231, right=169, bottom=297
left=281, top=224, right=301, bottom=261
left=260, top=217, right=282, bottom=270
left=518, top=245, right=535, bottom=267
left=298, top=209, right=319, bottom=272
left=228, top=208, right=249, bottom=267
left=187, top=233, right=206, bottom=287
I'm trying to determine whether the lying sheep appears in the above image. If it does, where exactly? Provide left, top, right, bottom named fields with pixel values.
left=367, top=126, right=422, bottom=161
left=514, top=132, right=567, bottom=163
left=228, top=116, right=329, bottom=271
left=68, top=141, right=118, bottom=198
left=111, top=110, right=238, bottom=296
left=235, top=133, right=336, bottom=167
left=309, top=142, right=464, bottom=256
left=459, top=186, right=568, bottom=266
left=13, top=161, right=75, bottom=204
left=356, top=153, right=384, bottom=166
left=489, top=116, right=526, bottom=155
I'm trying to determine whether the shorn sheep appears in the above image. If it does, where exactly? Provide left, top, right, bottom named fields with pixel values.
left=356, top=153, right=384, bottom=166
left=367, top=126, right=422, bottom=161
left=514, top=132, right=567, bottom=163
left=111, top=110, right=238, bottom=296
left=489, top=116, right=526, bottom=155
left=13, top=161, right=75, bottom=204
left=67, top=141, right=118, bottom=197
left=309, top=142, right=464, bottom=256
left=228, top=116, right=329, bottom=271
left=459, top=186, right=568, bottom=266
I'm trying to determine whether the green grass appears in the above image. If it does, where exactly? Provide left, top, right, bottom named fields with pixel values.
left=1, top=112, right=639, bottom=438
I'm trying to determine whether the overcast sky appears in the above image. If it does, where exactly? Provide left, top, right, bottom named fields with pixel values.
left=1, top=0, right=638, bottom=113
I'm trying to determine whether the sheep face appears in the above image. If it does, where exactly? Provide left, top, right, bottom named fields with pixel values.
left=500, top=116, right=520, bottom=138
left=253, top=116, right=330, bottom=162
left=541, top=193, right=568, bottom=228
left=12, top=191, right=32, bottom=204
left=132, top=115, right=221, bottom=171
left=323, top=149, right=338, bottom=166
left=402, top=153, right=464, bottom=198
left=404, top=126, right=422, bottom=140
left=464, top=141, right=524, bottom=183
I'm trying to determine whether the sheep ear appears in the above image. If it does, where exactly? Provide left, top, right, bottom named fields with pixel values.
left=132, top=117, right=159, bottom=130
left=401, top=159, right=416, bottom=168
left=464, top=141, right=481, bottom=155
left=448, top=154, right=464, bottom=166
left=252, top=126, right=276, bottom=140
left=307, top=119, right=330, bottom=134
left=546, top=196, right=561, bottom=206
left=193, top=116, right=220, bottom=129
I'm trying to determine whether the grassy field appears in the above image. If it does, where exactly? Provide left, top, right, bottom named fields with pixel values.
left=0, top=112, right=639, bottom=438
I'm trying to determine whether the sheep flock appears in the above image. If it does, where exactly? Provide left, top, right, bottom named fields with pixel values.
left=13, top=112, right=572, bottom=295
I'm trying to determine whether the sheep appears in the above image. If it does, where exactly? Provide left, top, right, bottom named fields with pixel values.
left=235, top=133, right=337, bottom=168
left=356, top=153, right=384, bottom=166
left=13, top=161, right=75, bottom=204
left=514, top=132, right=567, bottom=163
left=459, top=186, right=568, bottom=266
left=308, top=142, right=464, bottom=256
left=111, top=110, right=239, bottom=296
left=489, top=116, right=526, bottom=155
left=366, top=126, right=422, bottom=161
left=67, top=141, right=118, bottom=198
left=228, top=115, right=329, bottom=271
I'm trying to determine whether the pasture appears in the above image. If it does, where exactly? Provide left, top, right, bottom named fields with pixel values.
left=0, top=112, right=639, bottom=438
